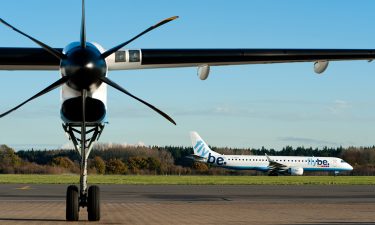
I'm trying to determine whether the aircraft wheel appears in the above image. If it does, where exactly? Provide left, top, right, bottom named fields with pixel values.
left=66, top=185, right=79, bottom=221
left=88, top=185, right=100, bottom=221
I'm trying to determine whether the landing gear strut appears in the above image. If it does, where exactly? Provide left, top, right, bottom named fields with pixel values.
left=64, top=89, right=104, bottom=221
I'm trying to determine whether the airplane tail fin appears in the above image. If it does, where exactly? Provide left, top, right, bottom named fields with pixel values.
left=190, top=131, right=220, bottom=158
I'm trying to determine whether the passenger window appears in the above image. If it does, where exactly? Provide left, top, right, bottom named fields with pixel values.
left=115, top=51, right=126, bottom=62
left=129, top=50, right=140, bottom=62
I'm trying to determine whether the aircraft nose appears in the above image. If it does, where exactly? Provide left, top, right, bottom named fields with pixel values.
left=347, top=164, right=353, bottom=171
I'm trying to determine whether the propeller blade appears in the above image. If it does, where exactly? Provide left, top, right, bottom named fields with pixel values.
left=98, top=76, right=176, bottom=125
left=0, top=18, right=65, bottom=60
left=80, top=0, right=86, bottom=48
left=0, top=76, right=70, bottom=118
left=101, top=16, right=179, bottom=59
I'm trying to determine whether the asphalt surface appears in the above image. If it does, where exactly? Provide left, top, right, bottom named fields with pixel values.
left=0, top=184, right=374, bottom=224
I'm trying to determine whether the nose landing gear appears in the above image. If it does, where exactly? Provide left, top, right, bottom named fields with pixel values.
left=64, top=89, right=104, bottom=221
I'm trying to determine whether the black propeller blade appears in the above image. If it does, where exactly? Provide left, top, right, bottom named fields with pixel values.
left=0, top=18, right=65, bottom=60
left=101, top=16, right=178, bottom=59
left=98, top=76, right=176, bottom=125
left=0, top=76, right=70, bottom=118
left=80, top=0, right=86, bottom=48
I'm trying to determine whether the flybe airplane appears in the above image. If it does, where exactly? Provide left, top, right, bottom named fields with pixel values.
left=190, top=132, right=353, bottom=175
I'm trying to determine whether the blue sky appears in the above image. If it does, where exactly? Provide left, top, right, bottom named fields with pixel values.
left=1, top=0, right=375, bottom=150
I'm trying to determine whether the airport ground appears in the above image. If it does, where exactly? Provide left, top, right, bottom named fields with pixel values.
left=0, top=174, right=374, bottom=185
left=0, top=184, right=374, bottom=225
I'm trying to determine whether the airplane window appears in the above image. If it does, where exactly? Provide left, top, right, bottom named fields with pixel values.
left=129, top=50, right=140, bottom=62
left=115, top=51, right=126, bottom=62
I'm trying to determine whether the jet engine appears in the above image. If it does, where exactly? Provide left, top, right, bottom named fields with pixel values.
left=197, top=65, right=210, bottom=80
left=314, top=61, right=329, bottom=74
left=288, top=167, right=304, bottom=176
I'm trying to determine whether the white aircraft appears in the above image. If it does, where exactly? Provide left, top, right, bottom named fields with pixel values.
left=0, top=0, right=369, bottom=222
left=190, top=132, right=353, bottom=176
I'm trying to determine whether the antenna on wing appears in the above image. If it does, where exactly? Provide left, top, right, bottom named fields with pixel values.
left=80, top=0, right=86, bottom=48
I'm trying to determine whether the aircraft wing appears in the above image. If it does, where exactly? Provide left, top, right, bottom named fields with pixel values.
left=0, top=47, right=61, bottom=70
left=107, top=48, right=375, bottom=70
left=265, top=154, right=288, bottom=175
left=1, top=47, right=375, bottom=71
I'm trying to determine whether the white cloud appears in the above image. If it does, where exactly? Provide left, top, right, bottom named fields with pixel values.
left=328, top=99, right=351, bottom=114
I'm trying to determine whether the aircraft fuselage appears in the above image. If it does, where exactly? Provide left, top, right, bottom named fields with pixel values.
left=60, top=42, right=107, bottom=123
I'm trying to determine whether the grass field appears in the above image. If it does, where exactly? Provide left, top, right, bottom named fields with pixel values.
left=0, top=174, right=374, bottom=185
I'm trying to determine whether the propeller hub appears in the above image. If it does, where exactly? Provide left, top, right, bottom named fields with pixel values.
left=60, top=42, right=107, bottom=91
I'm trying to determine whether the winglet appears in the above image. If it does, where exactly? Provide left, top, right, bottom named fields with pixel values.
left=265, top=153, right=272, bottom=162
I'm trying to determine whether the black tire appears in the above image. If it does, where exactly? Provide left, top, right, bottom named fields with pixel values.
left=66, top=185, right=79, bottom=221
left=88, top=185, right=100, bottom=221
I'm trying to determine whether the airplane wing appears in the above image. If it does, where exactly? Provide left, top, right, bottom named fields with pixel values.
left=0, top=47, right=61, bottom=70
left=107, top=48, right=375, bottom=70
left=265, top=154, right=288, bottom=175
left=1, top=47, right=375, bottom=71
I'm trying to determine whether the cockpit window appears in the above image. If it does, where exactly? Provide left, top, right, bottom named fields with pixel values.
left=341, top=160, right=346, bottom=163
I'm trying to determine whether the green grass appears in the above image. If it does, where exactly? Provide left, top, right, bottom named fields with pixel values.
left=0, top=174, right=374, bottom=185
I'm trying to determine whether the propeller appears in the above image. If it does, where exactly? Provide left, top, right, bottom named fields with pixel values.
left=0, top=18, right=65, bottom=60
left=0, top=1, right=178, bottom=125
left=80, top=0, right=86, bottom=48
left=98, top=76, right=176, bottom=125
left=101, top=16, right=178, bottom=59
left=0, top=76, right=70, bottom=118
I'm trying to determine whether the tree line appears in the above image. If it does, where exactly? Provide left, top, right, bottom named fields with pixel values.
left=1, top=144, right=375, bottom=175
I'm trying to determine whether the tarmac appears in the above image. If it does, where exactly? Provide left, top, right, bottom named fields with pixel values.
left=0, top=184, right=374, bottom=224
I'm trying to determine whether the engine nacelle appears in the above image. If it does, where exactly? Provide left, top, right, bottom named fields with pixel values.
left=314, top=61, right=329, bottom=74
left=288, top=167, right=304, bottom=176
left=197, top=65, right=210, bottom=80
